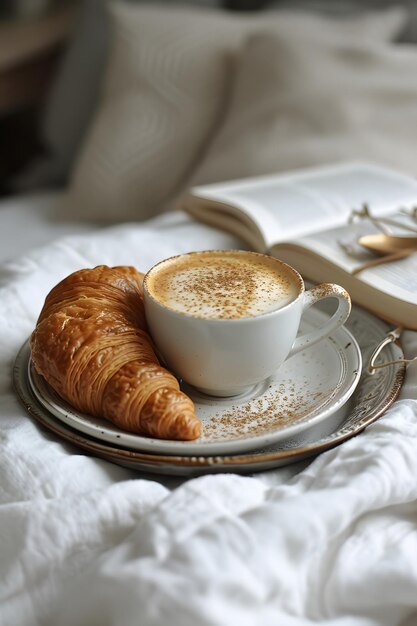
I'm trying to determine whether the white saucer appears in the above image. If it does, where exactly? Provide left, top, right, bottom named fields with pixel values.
left=27, top=307, right=362, bottom=456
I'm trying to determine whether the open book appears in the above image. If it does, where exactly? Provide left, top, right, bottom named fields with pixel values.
left=184, top=162, right=417, bottom=330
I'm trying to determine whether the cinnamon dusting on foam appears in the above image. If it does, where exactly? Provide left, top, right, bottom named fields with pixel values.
left=147, top=251, right=300, bottom=319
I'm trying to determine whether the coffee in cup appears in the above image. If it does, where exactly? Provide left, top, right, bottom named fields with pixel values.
left=145, top=250, right=300, bottom=320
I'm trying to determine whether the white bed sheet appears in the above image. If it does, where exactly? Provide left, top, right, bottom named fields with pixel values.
left=0, top=191, right=100, bottom=264
left=1, top=193, right=417, bottom=626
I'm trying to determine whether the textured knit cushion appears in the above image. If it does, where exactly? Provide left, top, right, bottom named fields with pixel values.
left=193, top=29, right=417, bottom=185
left=67, top=2, right=406, bottom=222
left=66, top=3, right=249, bottom=221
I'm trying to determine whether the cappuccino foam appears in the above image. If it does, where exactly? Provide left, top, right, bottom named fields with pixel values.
left=146, top=251, right=300, bottom=319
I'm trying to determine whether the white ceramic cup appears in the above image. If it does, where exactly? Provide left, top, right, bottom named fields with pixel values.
left=143, top=251, right=351, bottom=397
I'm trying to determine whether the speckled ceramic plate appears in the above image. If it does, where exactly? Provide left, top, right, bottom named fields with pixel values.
left=24, top=307, right=361, bottom=455
left=14, top=304, right=405, bottom=475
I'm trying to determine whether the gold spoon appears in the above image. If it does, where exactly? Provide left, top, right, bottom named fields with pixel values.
left=351, top=234, right=417, bottom=275
left=358, top=233, right=417, bottom=255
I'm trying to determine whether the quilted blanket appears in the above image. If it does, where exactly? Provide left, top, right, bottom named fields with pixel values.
left=1, top=211, right=417, bottom=626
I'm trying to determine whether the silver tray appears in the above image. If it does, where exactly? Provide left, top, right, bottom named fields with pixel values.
left=13, top=304, right=405, bottom=476
left=27, top=306, right=362, bottom=456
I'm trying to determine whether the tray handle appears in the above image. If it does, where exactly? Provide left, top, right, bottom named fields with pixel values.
left=367, top=327, right=416, bottom=375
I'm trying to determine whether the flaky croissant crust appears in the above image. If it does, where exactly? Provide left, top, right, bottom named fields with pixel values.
left=30, top=265, right=201, bottom=441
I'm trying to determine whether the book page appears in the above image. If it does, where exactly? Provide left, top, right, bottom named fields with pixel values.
left=286, top=220, right=417, bottom=305
left=190, top=162, right=417, bottom=249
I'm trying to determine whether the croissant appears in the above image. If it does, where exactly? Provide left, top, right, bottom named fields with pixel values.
left=30, top=265, right=201, bottom=440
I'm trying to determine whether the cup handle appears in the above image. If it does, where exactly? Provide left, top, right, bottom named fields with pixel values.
left=287, top=283, right=351, bottom=359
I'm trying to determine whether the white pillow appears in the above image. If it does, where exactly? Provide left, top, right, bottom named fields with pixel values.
left=67, top=3, right=406, bottom=222
left=193, top=28, right=417, bottom=185
left=66, top=3, right=246, bottom=221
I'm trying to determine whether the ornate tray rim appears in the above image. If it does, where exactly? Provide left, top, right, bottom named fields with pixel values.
left=26, top=311, right=362, bottom=456
left=13, top=304, right=406, bottom=476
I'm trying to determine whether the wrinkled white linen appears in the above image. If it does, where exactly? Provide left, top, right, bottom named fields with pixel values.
left=0, top=209, right=417, bottom=626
